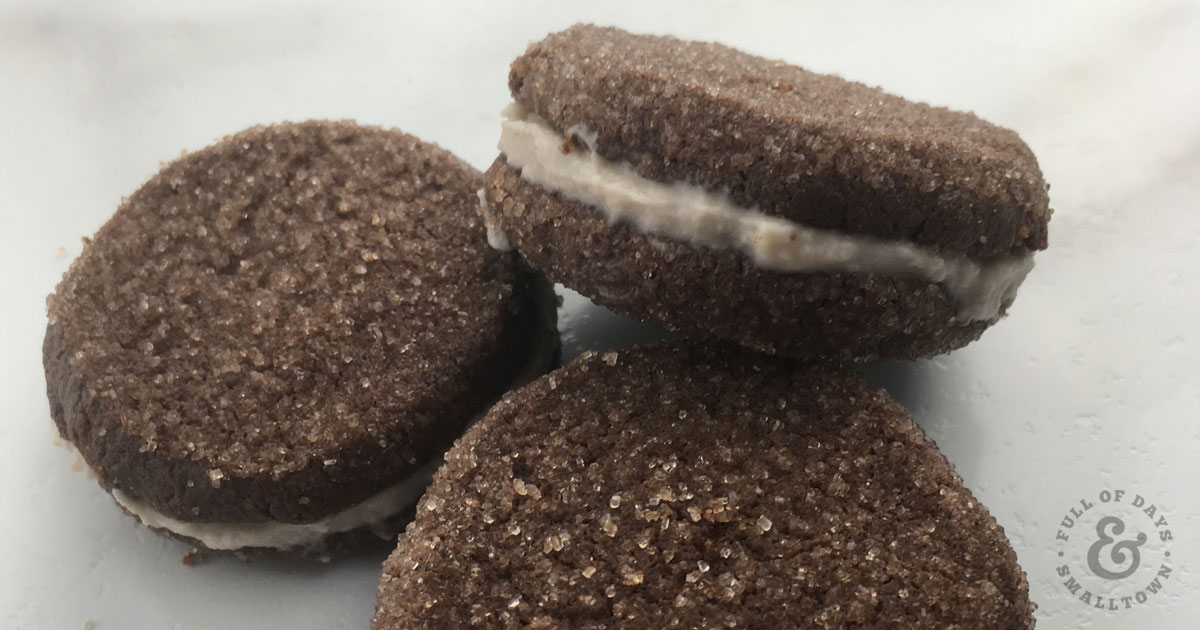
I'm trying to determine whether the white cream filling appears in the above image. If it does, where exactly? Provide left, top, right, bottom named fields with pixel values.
left=478, top=189, right=512, bottom=251
left=53, top=428, right=439, bottom=551
left=110, top=457, right=441, bottom=552
left=497, top=103, right=1035, bottom=322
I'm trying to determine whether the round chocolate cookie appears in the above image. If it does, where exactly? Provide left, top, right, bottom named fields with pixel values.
left=483, top=24, right=1051, bottom=361
left=374, top=342, right=1034, bottom=629
left=43, top=121, right=559, bottom=557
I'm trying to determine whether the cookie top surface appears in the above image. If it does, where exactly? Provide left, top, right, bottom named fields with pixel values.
left=374, top=342, right=1033, bottom=629
left=47, top=122, right=526, bottom=505
left=509, top=24, right=1049, bottom=258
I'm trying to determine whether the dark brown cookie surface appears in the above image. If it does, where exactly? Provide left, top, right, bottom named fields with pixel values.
left=489, top=24, right=1050, bottom=360
left=510, top=24, right=1050, bottom=259
left=374, top=342, right=1034, bottom=629
left=44, top=121, right=557, bottom=542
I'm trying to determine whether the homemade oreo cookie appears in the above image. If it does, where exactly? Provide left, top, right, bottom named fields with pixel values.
left=43, top=121, right=558, bottom=556
left=483, top=24, right=1051, bottom=360
left=374, top=342, right=1034, bottom=629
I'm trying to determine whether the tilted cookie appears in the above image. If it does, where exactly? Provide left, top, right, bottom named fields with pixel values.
left=484, top=24, right=1051, bottom=360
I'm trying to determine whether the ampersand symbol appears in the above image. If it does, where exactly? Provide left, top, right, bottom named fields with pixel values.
left=1087, top=515, right=1147, bottom=580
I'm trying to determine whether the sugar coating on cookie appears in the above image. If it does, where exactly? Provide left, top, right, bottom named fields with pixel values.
left=374, top=342, right=1034, bottom=629
left=506, top=24, right=1049, bottom=257
left=485, top=24, right=1051, bottom=360
left=44, top=121, right=557, bottom=555
left=497, top=102, right=1033, bottom=322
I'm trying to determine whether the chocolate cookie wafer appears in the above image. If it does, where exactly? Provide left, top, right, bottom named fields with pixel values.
left=374, top=342, right=1034, bottom=629
left=483, top=24, right=1051, bottom=360
left=44, top=121, right=558, bottom=556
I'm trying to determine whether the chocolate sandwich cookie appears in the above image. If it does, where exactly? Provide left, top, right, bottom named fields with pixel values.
left=483, top=24, right=1051, bottom=361
left=374, top=342, right=1034, bottom=629
left=43, top=121, right=558, bottom=556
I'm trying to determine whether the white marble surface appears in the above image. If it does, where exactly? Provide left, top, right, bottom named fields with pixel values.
left=2, top=1, right=1198, bottom=628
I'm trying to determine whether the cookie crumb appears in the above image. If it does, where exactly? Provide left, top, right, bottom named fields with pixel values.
left=182, top=548, right=204, bottom=566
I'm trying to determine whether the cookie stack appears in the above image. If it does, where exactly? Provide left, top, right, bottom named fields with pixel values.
left=483, top=24, right=1048, bottom=362
left=43, top=24, right=1049, bottom=630
left=384, top=25, right=1049, bottom=629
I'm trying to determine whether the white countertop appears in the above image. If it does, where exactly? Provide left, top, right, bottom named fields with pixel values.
left=2, top=1, right=1197, bottom=628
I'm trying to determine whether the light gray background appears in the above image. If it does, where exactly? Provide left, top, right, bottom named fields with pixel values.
left=2, top=1, right=1197, bottom=628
